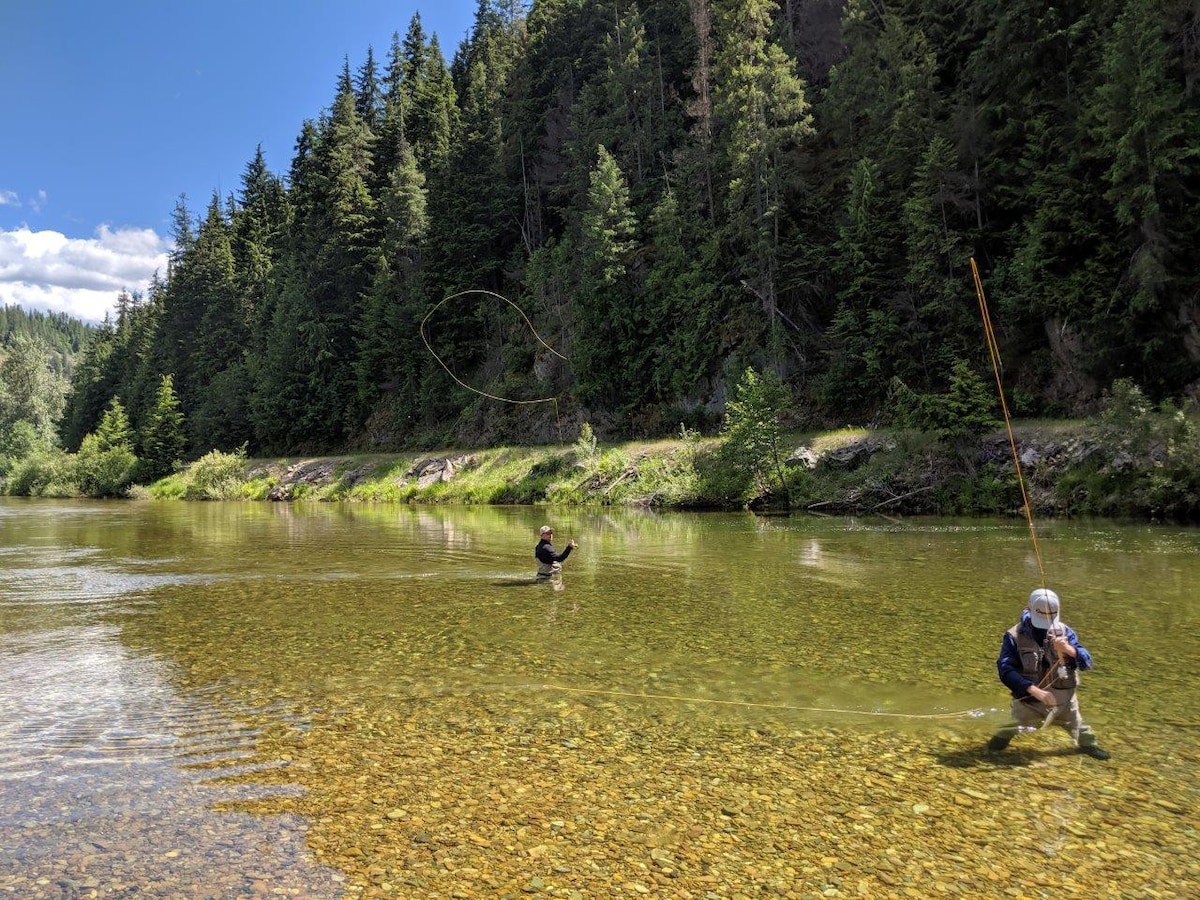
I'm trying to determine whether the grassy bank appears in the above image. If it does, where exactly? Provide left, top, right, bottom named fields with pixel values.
left=133, top=416, right=1199, bottom=522
left=6, top=379, right=1196, bottom=522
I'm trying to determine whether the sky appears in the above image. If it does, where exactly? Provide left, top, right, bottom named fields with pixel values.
left=0, top=1, right=477, bottom=324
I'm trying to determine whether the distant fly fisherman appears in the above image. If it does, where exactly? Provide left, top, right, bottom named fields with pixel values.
left=534, top=525, right=575, bottom=578
left=988, top=588, right=1109, bottom=759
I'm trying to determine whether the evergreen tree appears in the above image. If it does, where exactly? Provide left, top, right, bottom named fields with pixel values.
left=49, top=0, right=1200, bottom=451
left=421, top=3, right=522, bottom=428
left=1091, top=0, right=1197, bottom=354
left=399, top=16, right=457, bottom=171
left=572, top=3, right=657, bottom=187
left=59, top=319, right=119, bottom=452
left=722, top=366, right=792, bottom=503
left=899, top=134, right=976, bottom=388
left=711, top=0, right=813, bottom=353
left=233, top=145, right=288, bottom=345
left=92, top=395, right=133, bottom=452
left=139, top=374, right=186, bottom=482
left=355, top=45, right=383, bottom=130
left=644, top=187, right=721, bottom=405
left=822, top=157, right=893, bottom=411
left=574, top=146, right=639, bottom=412
left=351, top=139, right=429, bottom=436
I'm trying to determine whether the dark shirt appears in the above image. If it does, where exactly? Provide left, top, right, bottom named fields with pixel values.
left=996, top=610, right=1093, bottom=698
left=535, top=538, right=572, bottom=567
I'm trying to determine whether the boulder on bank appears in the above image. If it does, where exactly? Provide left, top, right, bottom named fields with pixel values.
left=405, top=455, right=477, bottom=489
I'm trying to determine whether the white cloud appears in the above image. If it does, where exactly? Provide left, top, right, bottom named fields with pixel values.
left=0, top=190, right=19, bottom=207
left=0, top=225, right=171, bottom=322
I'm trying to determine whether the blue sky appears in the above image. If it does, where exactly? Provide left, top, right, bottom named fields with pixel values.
left=0, top=1, right=477, bottom=323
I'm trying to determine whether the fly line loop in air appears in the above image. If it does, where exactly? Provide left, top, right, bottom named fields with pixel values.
left=420, top=289, right=569, bottom=444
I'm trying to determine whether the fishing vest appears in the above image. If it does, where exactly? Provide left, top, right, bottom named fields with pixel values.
left=1007, top=624, right=1079, bottom=691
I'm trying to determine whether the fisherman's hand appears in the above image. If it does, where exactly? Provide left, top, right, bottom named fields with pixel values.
left=568, top=539, right=577, bottom=549
left=1028, top=685, right=1054, bottom=706
left=1051, top=636, right=1076, bottom=658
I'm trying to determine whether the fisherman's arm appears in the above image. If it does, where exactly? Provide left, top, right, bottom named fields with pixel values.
left=997, top=632, right=1052, bottom=703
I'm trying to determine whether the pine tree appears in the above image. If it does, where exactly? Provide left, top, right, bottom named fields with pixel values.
left=399, top=17, right=457, bottom=171
left=421, top=3, right=521, bottom=422
left=574, top=146, right=639, bottom=412
left=138, top=374, right=186, bottom=482
left=92, top=396, right=133, bottom=452
left=355, top=45, right=383, bottom=130
left=59, top=319, right=118, bottom=452
left=644, top=187, right=721, bottom=404
left=1093, top=0, right=1197, bottom=308
left=351, top=139, right=429, bottom=436
left=75, top=396, right=138, bottom=497
left=899, top=134, right=976, bottom=388
left=233, top=145, right=288, bottom=345
left=822, top=156, right=893, bottom=411
left=711, top=0, right=813, bottom=347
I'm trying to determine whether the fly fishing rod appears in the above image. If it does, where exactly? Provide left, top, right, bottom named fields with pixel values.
left=970, top=257, right=1047, bottom=586
left=971, top=258, right=1067, bottom=716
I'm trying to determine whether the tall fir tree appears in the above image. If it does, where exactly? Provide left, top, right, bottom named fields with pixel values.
left=711, top=0, right=813, bottom=358
left=138, top=374, right=186, bottom=481
left=573, top=146, right=640, bottom=414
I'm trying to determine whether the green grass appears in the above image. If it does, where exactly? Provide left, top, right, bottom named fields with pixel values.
left=115, top=417, right=1199, bottom=522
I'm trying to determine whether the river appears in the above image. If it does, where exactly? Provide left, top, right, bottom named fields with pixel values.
left=1, top=499, right=1197, bottom=897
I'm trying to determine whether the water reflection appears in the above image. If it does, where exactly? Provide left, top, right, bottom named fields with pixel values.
left=0, top=509, right=343, bottom=898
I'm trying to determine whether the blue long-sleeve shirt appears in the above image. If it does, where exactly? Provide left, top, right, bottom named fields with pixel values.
left=997, top=610, right=1093, bottom=698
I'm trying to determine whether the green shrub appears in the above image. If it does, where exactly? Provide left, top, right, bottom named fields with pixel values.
left=74, top=433, right=138, bottom=498
left=182, top=448, right=249, bottom=500
left=6, top=450, right=77, bottom=497
left=0, top=421, right=42, bottom=475
left=574, top=423, right=599, bottom=469
left=596, top=448, right=630, bottom=481
left=242, top=477, right=276, bottom=501
left=1062, top=380, right=1200, bottom=519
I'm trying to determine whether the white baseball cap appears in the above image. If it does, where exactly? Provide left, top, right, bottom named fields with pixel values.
left=1028, top=588, right=1060, bottom=629
left=539, top=525, right=553, bottom=535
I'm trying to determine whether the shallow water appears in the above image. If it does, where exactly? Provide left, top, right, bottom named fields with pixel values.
left=0, top=499, right=1196, bottom=897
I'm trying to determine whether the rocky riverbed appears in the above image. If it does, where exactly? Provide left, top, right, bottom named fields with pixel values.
left=227, top=693, right=1194, bottom=898
left=4, top=687, right=1195, bottom=899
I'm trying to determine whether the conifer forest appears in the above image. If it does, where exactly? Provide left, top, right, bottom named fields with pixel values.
left=61, top=0, right=1200, bottom=457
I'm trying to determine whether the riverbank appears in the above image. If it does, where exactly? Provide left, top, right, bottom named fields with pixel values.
left=139, top=415, right=1199, bottom=522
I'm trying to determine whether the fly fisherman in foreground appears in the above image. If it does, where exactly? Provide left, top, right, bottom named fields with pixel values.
left=988, top=588, right=1110, bottom=759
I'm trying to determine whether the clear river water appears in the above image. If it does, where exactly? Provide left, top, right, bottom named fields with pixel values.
left=1, top=499, right=1196, bottom=898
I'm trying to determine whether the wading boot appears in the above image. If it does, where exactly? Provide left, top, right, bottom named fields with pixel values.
left=1079, top=744, right=1110, bottom=760
left=986, top=735, right=1010, bottom=752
